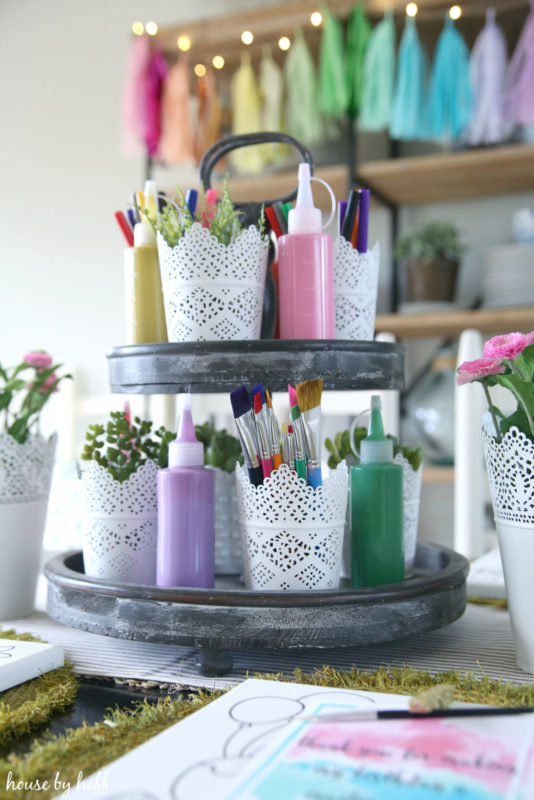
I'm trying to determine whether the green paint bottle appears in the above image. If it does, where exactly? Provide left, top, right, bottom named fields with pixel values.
left=350, top=395, right=404, bottom=587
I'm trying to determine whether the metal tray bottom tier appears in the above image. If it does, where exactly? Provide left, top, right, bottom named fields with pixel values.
left=45, top=544, right=468, bottom=676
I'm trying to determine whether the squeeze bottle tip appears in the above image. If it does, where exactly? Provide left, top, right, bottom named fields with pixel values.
left=169, top=394, right=203, bottom=466
left=288, top=162, right=322, bottom=234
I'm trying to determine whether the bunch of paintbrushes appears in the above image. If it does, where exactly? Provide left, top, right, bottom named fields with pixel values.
left=230, top=379, right=324, bottom=488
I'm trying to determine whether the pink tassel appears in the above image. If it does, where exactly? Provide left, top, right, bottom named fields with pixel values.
left=503, top=0, right=534, bottom=127
left=145, top=50, right=168, bottom=157
left=120, top=35, right=151, bottom=157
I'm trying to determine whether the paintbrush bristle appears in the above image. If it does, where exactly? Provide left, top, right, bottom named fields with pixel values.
left=265, top=389, right=273, bottom=408
left=288, top=384, right=298, bottom=408
left=253, top=392, right=263, bottom=414
left=230, top=385, right=250, bottom=418
left=296, top=379, right=323, bottom=413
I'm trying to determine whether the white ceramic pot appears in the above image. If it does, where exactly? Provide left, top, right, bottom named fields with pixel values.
left=483, top=425, right=534, bottom=673
left=0, top=432, right=56, bottom=619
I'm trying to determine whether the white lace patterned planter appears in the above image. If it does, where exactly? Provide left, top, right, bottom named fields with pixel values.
left=0, top=432, right=57, bottom=619
left=482, top=426, right=534, bottom=526
left=79, top=460, right=158, bottom=584
left=158, top=224, right=268, bottom=342
left=482, top=425, right=534, bottom=673
left=0, top=432, right=56, bottom=504
left=236, top=461, right=348, bottom=591
left=212, top=467, right=242, bottom=575
left=334, top=239, right=380, bottom=340
left=341, top=456, right=422, bottom=578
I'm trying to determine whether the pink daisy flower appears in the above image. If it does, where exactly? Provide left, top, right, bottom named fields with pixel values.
left=456, top=358, right=506, bottom=386
left=483, top=332, right=528, bottom=361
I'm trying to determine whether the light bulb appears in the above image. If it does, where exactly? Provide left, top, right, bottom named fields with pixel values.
left=241, top=30, right=254, bottom=45
left=145, top=20, right=158, bottom=36
left=406, top=3, right=418, bottom=16
left=177, top=35, right=191, bottom=51
left=212, top=55, right=225, bottom=69
left=194, top=63, right=207, bottom=77
left=132, top=21, right=144, bottom=36
left=310, top=11, right=323, bottom=26
left=278, top=36, right=291, bottom=51
left=449, top=4, right=462, bottom=19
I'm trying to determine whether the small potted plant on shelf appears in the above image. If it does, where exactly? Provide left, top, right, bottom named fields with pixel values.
left=393, top=219, right=466, bottom=304
left=0, top=351, right=71, bottom=618
left=79, top=411, right=175, bottom=584
left=326, top=426, right=423, bottom=576
left=195, top=421, right=244, bottom=575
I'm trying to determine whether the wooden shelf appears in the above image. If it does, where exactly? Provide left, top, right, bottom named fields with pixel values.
left=359, top=145, right=534, bottom=206
left=375, top=306, right=534, bottom=339
left=204, top=144, right=534, bottom=209
left=156, top=0, right=524, bottom=59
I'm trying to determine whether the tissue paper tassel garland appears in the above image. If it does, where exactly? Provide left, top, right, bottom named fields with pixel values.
left=390, top=16, right=428, bottom=141
left=503, top=0, right=534, bottom=128
left=428, top=15, right=471, bottom=140
left=360, top=11, right=395, bottom=132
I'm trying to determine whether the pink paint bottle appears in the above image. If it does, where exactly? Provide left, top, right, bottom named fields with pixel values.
left=278, top=162, right=336, bottom=339
left=157, top=395, right=215, bottom=588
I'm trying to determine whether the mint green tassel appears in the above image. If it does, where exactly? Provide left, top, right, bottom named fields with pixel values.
left=345, top=3, right=371, bottom=119
left=360, top=11, right=395, bottom=131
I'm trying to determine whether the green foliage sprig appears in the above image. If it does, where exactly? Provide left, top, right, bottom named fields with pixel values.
left=80, top=412, right=176, bottom=482
left=393, top=220, right=466, bottom=265
left=146, top=175, right=262, bottom=248
left=325, top=427, right=423, bottom=472
left=194, top=421, right=244, bottom=473
left=0, top=351, right=71, bottom=444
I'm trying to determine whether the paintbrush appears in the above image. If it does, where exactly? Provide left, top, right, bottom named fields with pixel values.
left=288, top=385, right=307, bottom=482
left=300, top=706, right=534, bottom=723
left=296, top=379, right=324, bottom=488
left=265, top=389, right=282, bottom=470
left=230, top=386, right=263, bottom=487
left=253, top=392, right=273, bottom=479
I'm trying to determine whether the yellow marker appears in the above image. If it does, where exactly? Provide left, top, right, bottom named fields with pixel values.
left=136, top=190, right=145, bottom=220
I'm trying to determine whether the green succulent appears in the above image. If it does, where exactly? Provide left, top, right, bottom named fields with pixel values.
left=80, top=411, right=176, bottom=482
left=194, top=421, right=244, bottom=473
left=325, top=426, right=422, bottom=472
left=393, top=220, right=466, bottom=265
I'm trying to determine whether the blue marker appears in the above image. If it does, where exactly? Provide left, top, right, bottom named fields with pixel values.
left=186, top=189, right=198, bottom=218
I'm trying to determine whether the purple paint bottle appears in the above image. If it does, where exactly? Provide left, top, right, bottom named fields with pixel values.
left=157, top=394, right=215, bottom=588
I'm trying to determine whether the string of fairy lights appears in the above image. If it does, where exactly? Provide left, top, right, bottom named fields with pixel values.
left=131, top=4, right=464, bottom=76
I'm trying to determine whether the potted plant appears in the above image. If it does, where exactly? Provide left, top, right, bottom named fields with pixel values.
left=79, top=411, right=175, bottom=584
left=0, top=351, right=70, bottom=618
left=194, top=420, right=244, bottom=575
left=457, top=330, right=534, bottom=674
left=393, top=219, right=466, bottom=303
left=326, top=426, right=423, bottom=577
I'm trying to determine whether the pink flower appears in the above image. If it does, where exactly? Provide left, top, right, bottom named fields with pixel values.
left=483, top=332, right=528, bottom=361
left=39, top=373, right=59, bottom=393
left=456, top=358, right=506, bottom=386
left=524, top=331, right=534, bottom=346
left=23, top=351, right=52, bottom=368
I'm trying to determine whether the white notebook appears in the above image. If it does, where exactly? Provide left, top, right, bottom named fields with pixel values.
left=0, top=639, right=64, bottom=692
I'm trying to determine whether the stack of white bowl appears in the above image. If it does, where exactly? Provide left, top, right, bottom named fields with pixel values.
left=482, top=242, right=534, bottom=309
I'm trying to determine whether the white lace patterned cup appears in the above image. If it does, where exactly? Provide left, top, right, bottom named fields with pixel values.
left=79, top=459, right=158, bottom=584
left=334, top=239, right=380, bottom=340
left=235, top=461, right=348, bottom=591
left=157, top=224, right=268, bottom=342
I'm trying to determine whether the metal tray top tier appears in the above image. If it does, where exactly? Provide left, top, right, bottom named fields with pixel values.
left=107, top=340, right=404, bottom=394
left=45, top=544, right=468, bottom=653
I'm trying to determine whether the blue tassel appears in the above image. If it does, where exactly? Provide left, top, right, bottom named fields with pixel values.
left=428, top=15, right=472, bottom=140
left=390, top=17, right=428, bottom=140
